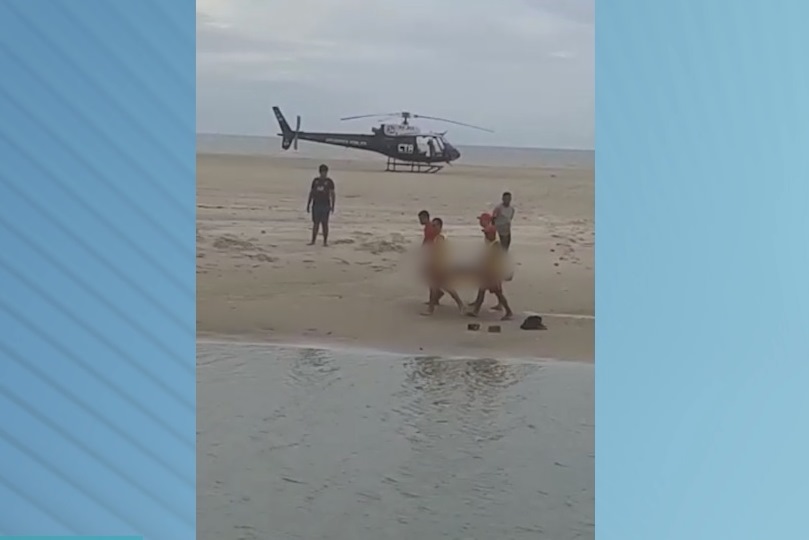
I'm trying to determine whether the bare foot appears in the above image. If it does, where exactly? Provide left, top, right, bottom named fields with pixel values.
left=501, top=313, right=513, bottom=321
left=466, top=311, right=479, bottom=318
left=420, top=310, right=434, bottom=317
left=490, top=305, right=504, bottom=312
left=307, top=241, right=315, bottom=246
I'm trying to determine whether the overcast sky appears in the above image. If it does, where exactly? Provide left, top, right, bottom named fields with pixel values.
left=197, top=0, right=593, bottom=149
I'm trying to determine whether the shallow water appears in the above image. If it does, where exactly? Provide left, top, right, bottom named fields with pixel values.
left=198, top=342, right=594, bottom=540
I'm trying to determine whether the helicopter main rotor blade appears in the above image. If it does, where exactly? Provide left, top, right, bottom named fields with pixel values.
left=412, top=114, right=494, bottom=133
left=340, top=113, right=401, bottom=121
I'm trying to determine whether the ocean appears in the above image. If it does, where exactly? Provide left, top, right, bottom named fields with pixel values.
left=198, top=341, right=594, bottom=540
left=197, top=133, right=594, bottom=169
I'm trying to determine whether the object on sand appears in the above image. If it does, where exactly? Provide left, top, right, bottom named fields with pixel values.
left=487, top=325, right=502, bottom=333
left=467, top=323, right=481, bottom=331
left=520, top=315, right=546, bottom=331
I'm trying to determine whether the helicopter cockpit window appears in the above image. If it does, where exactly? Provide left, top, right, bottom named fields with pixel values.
left=432, top=136, right=445, bottom=152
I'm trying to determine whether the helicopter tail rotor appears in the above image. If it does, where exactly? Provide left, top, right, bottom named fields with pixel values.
left=273, top=106, right=301, bottom=151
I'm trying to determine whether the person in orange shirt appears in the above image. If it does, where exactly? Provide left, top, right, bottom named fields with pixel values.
left=419, top=210, right=438, bottom=244
left=418, top=210, right=444, bottom=305
left=422, top=217, right=465, bottom=316
left=467, top=224, right=514, bottom=321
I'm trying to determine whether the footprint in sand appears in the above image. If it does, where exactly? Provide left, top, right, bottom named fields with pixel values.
left=356, top=233, right=408, bottom=256
left=213, top=235, right=256, bottom=251
left=249, top=253, right=278, bottom=263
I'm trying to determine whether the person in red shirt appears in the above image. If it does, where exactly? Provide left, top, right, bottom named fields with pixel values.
left=422, top=217, right=464, bottom=316
left=419, top=210, right=438, bottom=244
left=418, top=210, right=444, bottom=304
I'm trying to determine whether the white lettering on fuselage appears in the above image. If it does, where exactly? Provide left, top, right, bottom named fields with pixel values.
left=324, top=138, right=367, bottom=147
left=384, top=124, right=421, bottom=136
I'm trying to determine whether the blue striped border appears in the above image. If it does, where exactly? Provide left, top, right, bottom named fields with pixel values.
left=598, top=1, right=809, bottom=539
left=0, top=2, right=195, bottom=539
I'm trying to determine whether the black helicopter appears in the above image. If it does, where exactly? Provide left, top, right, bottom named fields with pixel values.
left=273, top=106, right=493, bottom=173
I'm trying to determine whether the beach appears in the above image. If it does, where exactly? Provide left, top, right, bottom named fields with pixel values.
left=197, top=152, right=594, bottom=361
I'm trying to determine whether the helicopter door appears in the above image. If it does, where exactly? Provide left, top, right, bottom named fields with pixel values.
left=418, top=136, right=439, bottom=158
left=415, top=136, right=430, bottom=156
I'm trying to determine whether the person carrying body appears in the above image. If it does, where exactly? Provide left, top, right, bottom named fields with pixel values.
left=467, top=224, right=514, bottom=321
left=422, top=217, right=464, bottom=316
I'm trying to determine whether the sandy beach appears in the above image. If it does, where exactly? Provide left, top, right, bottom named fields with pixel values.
left=197, top=153, right=594, bottom=362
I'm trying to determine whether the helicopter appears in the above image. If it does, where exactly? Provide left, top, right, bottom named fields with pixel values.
left=273, top=106, right=493, bottom=173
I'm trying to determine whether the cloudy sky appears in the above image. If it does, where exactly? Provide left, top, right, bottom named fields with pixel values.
left=197, top=0, right=593, bottom=149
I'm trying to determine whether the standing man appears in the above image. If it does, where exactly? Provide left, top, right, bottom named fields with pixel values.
left=307, top=164, right=336, bottom=246
left=492, top=191, right=515, bottom=251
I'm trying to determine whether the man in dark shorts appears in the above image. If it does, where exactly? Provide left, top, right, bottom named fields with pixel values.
left=307, top=164, right=336, bottom=246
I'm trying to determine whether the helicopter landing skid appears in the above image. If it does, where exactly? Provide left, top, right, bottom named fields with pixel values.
left=385, top=157, right=443, bottom=174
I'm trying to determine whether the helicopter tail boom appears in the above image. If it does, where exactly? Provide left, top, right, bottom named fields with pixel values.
left=273, top=106, right=301, bottom=150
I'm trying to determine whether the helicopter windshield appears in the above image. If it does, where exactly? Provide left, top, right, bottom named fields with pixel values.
left=439, top=137, right=461, bottom=161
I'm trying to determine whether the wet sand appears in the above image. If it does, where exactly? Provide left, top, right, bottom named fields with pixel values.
left=198, top=342, right=594, bottom=539
left=197, top=154, right=594, bottom=362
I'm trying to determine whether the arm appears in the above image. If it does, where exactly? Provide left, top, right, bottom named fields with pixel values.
left=306, top=180, right=315, bottom=212
left=329, top=179, right=336, bottom=212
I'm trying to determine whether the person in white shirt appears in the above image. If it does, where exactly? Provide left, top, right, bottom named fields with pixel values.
left=492, top=191, right=515, bottom=251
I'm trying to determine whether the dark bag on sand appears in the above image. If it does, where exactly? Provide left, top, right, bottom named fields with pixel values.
left=520, top=315, right=546, bottom=331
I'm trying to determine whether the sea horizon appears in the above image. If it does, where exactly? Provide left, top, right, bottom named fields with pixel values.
left=197, top=132, right=595, bottom=169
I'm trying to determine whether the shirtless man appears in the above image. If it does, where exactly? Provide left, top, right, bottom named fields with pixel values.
left=422, top=217, right=464, bottom=316
left=469, top=212, right=504, bottom=311
left=467, top=225, right=514, bottom=321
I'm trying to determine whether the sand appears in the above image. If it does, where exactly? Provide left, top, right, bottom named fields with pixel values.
left=197, top=153, right=594, bottom=362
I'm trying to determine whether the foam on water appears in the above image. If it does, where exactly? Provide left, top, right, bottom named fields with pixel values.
left=198, top=341, right=594, bottom=539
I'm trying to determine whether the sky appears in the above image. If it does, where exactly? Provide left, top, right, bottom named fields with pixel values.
left=196, top=0, right=594, bottom=149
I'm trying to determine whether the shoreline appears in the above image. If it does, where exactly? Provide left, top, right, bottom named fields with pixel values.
left=197, top=327, right=594, bottom=365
